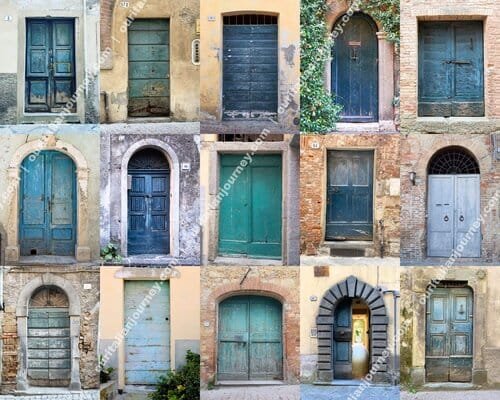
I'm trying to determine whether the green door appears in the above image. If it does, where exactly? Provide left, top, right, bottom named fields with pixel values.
left=218, top=154, right=282, bottom=259
left=218, top=296, right=283, bottom=381
left=128, top=19, right=170, bottom=117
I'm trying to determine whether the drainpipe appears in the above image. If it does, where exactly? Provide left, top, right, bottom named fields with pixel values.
left=383, top=289, right=400, bottom=385
left=378, top=219, right=385, bottom=258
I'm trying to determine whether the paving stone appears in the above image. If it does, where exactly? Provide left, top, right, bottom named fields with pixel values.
left=301, top=384, right=400, bottom=400
left=401, top=390, right=500, bottom=400
left=201, top=385, right=300, bottom=400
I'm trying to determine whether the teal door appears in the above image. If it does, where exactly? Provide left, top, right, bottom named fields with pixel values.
left=218, top=154, right=282, bottom=259
left=218, top=296, right=283, bottom=381
left=333, top=298, right=353, bottom=379
left=28, top=286, right=71, bottom=387
left=326, top=151, right=374, bottom=240
left=26, top=19, right=76, bottom=113
left=128, top=19, right=170, bottom=117
left=125, top=281, right=170, bottom=385
left=426, top=286, right=473, bottom=382
left=20, top=151, right=76, bottom=256
left=419, top=21, right=484, bottom=116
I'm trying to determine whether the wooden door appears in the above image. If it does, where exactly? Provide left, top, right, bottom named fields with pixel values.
left=218, top=154, right=282, bottom=259
left=20, top=151, right=76, bottom=256
left=419, top=21, right=484, bottom=117
left=426, top=287, right=473, bottom=382
left=223, top=15, right=278, bottom=119
left=218, top=296, right=283, bottom=381
left=128, top=19, right=170, bottom=117
left=124, top=281, right=170, bottom=385
left=332, top=13, right=378, bottom=122
left=333, top=298, right=353, bottom=379
left=326, top=151, right=373, bottom=241
left=26, top=19, right=75, bottom=113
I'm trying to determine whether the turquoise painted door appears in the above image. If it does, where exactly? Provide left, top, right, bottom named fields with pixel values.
left=128, top=19, right=170, bottom=117
left=333, top=298, right=353, bottom=379
left=28, top=287, right=71, bottom=387
left=419, top=21, right=484, bottom=116
left=125, top=281, right=170, bottom=385
left=26, top=19, right=76, bottom=113
left=326, top=151, right=374, bottom=240
left=426, top=287, right=473, bottom=382
left=20, top=151, right=76, bottom=256
left=218, top=154, right=282, bottom=259
left=218, top=296, right=283, bottom=381
left=332, top=13, right=378, bottom=122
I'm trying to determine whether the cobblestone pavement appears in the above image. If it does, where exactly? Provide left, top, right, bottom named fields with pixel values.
left=201, top=385, right=301, bottom=400
left=0, top=391, right=99, bottom=400
left=301, top=384, right=400, bottom=400
left=401, top=390, right=500, bottom=400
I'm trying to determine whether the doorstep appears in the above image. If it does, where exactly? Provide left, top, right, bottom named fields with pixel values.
left=14, top=387, right=99, bottom=395
left=422, top=383, right=479, bottom=391
left=212, top=256, right=283, bottom=266
left=217, top=381, right=285, bottom=386
left=313, top=380, right=393, bottom=387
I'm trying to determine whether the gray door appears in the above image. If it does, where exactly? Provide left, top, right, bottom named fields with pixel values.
left=428, top=175, right=480, bottom=257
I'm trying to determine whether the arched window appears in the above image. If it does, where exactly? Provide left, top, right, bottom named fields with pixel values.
left=428, top=147, right=479, bottom=174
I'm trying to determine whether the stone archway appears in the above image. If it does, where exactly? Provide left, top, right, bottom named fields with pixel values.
left=16, top=274, right=82, bottom=391
left=316, top=276, right=390, bottom=382
left=5, top=135, right=91, bottom=263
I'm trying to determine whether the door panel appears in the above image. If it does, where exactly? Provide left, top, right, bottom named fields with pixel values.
left=326, top=151, right=374, bottom=240
left=332, top=14, right=378, bottom=122
left=218, top=296, right=282, bottom=381
left=218, top=155, right=282, bottom=259
left=426, top=287, right=473, bottom=382
left=419, top=22, right=484, bottom=117
left=125, top=281, right=170, bottom=385
left=455, top=175, right=481, bottom=257
left=128, top=19, right=170, bottom=117
left=223, top=23, right=278, bottom=119
left=333, top=299, right=353, bottom=379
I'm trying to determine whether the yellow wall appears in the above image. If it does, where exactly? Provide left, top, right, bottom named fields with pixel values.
left=99, top=266, right=200, bottom=389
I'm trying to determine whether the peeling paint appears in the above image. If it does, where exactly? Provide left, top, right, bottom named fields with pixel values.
left=281, top=44, right=296, bottom=66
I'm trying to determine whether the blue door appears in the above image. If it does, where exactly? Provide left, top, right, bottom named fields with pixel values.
left=124, top=281, right=170, bottom=385
left=333, top=298, right=353, bottom=379
left=127, top=149, right=170, bottom=255
left=326, top=151, right=374, bottom=240
left=26, top=19, right=76, bottom=113
left=223, top=15, right=278, bottom=119
left=419, top=21, right=484, bottom=116
left=20, top=151, right=76, bottom=256
left=332, top=13, right=378, bottom=122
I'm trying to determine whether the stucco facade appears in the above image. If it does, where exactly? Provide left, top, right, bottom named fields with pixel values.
left=0, top=0, right=100, bottom=124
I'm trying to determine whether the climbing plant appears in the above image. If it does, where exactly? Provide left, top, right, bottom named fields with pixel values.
left=300, top=0, right=400, bottom=133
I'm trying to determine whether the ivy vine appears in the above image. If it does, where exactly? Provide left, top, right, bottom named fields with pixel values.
left=300, top=0, right=400, bottom=133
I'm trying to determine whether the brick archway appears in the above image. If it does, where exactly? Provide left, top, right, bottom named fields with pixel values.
left=316, top=276, right=390, bottom=382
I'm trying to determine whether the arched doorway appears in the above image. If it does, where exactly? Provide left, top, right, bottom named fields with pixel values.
left=332, top=13, right=378, bottom=122
left=427, top=147, right=480, bottom=257
left=127, top=148, right=170, bottom=255
left=19, top=151, right=76, bottom=256
left=426, top=283, right=473, bottom=382
left=217, top=295, right=283, bottom=381
left=28, top=286, right=70, bottom=387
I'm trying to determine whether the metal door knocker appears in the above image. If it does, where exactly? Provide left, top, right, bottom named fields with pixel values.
left=444, top=215, right=449, bottom=222
left=460, top=215, right=465, bottom=222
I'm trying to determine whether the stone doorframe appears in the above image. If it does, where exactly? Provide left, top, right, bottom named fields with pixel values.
left=16, top=274, right=82, bottom=391
left=325, top=9, right=395, bottom=124
left=316, top=275, right=390, bottom=382
left=120, top=139, right=180, bottom=257
left=5, top=135, right=91, bottom=263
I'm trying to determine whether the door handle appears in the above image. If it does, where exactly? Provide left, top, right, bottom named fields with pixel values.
left=444, top=215, right=449, bottom=222
left=459, top=215, right=465, bottom=222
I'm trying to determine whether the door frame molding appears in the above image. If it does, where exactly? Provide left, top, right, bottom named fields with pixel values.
left=120, top=139, right=180, bottom=257
left=316, top=276, right=390, bottom=383
left=15, top=274, right=82, bottom=390
left=5, top=136, right=90, bottom=263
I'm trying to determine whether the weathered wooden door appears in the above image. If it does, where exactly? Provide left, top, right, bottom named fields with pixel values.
left=128, top=149, right=170, bottom=255
left=426, top=286, right=473, bottom=382
left=326, top=151, right=373, bottom=241
left=20, top=151, right=76, bottom=256
left=125, top=281, right=170, bottom=385
left=218, top=154, right=282, bottom=259
left=419, top=21, right=484, bottom=116
left=332, top=13, right=378, bottom=122
left=26, top=19, right=76, bottom=113
left=223, top=15, right=278, bottom=119
left=28, top=286, right=71, bottom=387
left=333, top=299, right=353, bottom=379
left=218, top=296, right=283, bottom=381
left=128, top=19, right=170, bottom=117
left=427, top=175, right=480, bottom=257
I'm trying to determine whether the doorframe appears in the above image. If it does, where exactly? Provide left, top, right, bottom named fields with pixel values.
left=5, top=137, right=91, bottom=263
left=120, top=139, right=180, bottom=257
left=15, top=274, right=82, bottom=391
